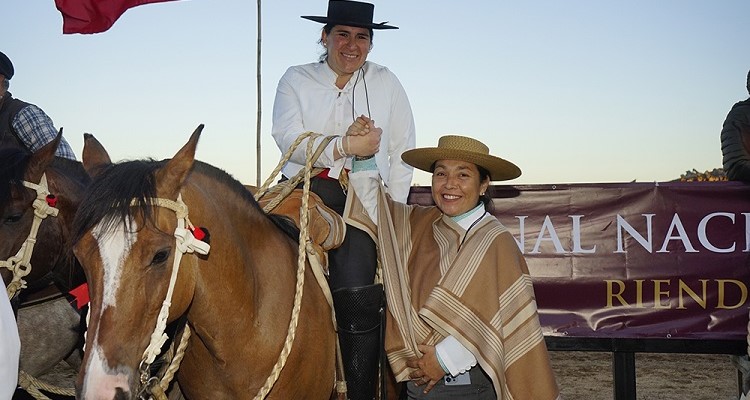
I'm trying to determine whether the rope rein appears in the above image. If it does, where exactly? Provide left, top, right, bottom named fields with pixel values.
left=17, top=371, right=76, bottom=399
left=251, top=132, right=339, bottom=399
left=256, top=132, right=347, bottom=395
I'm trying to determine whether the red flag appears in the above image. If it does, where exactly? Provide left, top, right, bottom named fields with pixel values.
left=55, top=0, right=176, bottom=34
left=69, top=283, right=90, bottom=309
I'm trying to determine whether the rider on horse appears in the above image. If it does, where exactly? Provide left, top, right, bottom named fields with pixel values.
left=0, top=50, right=76, bottom=160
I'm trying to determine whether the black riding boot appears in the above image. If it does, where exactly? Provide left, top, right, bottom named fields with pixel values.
left=333, top=283, right=385, bottom=400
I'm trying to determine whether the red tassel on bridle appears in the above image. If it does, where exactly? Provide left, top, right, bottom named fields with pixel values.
left=46, top=194, right=57, bottom=207
left=191, top=227, right=210, bottom=245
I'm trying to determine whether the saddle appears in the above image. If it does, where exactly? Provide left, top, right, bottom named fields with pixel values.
left=252, top=185, right=346, bottom=270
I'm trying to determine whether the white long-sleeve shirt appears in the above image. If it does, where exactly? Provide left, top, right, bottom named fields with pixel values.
left=271, top=60, right=415, bottom=203
left=0, top=281, right=20, bottom=399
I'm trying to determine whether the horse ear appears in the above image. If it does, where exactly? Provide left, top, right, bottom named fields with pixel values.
left=82, top=133, right=112, bottom=178
left=155, top=124, right=204, bottom=197
left=26, top=128, right=63, bottom=182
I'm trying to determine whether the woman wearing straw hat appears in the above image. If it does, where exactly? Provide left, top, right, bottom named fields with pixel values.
left=344, top=135, right=560, bottom=399
left=271, top=1, right=416, bottom=399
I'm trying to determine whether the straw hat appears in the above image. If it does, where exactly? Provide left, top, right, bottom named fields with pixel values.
left=401, top=135, right=521, bottom=181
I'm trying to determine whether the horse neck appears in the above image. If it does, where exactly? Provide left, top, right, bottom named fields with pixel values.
left=171, top=177, right=337, bottom=396
left=182, top=179, right=300, bottom=341
left=174, top=180, right=309, bottom=390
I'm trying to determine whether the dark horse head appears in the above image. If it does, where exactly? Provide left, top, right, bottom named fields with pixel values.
left=0, top=132, right=88, bottom=300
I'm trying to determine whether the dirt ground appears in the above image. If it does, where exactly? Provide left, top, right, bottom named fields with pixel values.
left=14, top=352, right=744, bottom=399
left=550, top=351, right=741, bottom=400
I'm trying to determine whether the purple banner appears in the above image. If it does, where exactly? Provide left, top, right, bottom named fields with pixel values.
left=407, top=182, right=750, bottom=340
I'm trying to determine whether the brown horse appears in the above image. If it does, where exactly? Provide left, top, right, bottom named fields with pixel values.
left=0, top=133, right=88, bottom=385
left=72, top=126, right=336, bottom=399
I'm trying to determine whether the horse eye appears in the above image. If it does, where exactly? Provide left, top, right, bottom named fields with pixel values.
left=3, top=214, right=22, bottom=225
left=150, top=249, right=171, bottom=266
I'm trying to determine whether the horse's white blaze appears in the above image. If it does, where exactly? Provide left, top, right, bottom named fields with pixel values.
left=80, top=217, right=138, bottom=399
left=92, top=217, right=138, bottom=309
left=80, top=342, right=133, bottom=399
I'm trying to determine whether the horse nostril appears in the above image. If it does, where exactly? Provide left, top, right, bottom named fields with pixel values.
left=113, top=387, right=130, bottom=400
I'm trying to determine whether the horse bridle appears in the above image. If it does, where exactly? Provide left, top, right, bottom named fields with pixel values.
left=128, top=194, right=210, bottom=399
left=1, top=173, right=59, bottom=300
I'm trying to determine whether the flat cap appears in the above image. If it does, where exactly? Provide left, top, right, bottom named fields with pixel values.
left=0, top=51, right=14, bottom=80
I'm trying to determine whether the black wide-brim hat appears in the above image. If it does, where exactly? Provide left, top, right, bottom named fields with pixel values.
left=402, top=135, right=522, bottom=182
left=301, top=0, right=398, bottom=30
left=0, top=51, right=14, bottom=80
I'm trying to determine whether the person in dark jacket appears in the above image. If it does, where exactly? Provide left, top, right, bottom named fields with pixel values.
left=722, top=69, right=750, bottom=397
left=720, top=69, right=750, bottom=181
left=0, top=50, right=75, bottom=159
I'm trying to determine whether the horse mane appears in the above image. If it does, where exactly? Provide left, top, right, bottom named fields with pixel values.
left=195, top=162, right=300, bottom=239
left=0, top=147, right=30, bottom=209
left=71, top=159, right=299, bottom=245
left=50, top=156, right=89, bottom=184
left=0, top=148, right=88, bottom=209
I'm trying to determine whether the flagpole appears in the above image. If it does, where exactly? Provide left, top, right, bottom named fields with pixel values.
left=256, top=0, right=262, bottom=187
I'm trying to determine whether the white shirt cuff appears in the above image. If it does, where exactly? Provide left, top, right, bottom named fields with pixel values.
left=435, top=335, right=477, bottom=377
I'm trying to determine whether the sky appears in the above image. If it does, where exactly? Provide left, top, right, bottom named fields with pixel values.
left=3, top=0, right=750, bottom=186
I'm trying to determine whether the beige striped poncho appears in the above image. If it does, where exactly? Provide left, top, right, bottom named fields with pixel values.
left=345, top=187, right=560, bottom=399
